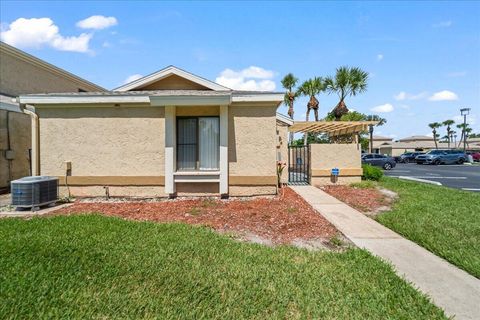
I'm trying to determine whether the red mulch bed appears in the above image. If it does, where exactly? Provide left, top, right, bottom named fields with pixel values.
left=53, top=187, right=337, bottom=244
left=320, top=185, right=388, bottom=213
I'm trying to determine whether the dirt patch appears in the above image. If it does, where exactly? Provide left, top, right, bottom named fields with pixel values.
left=320, top=185, right=396, bottom=216
left=52, top=188, right=340, bottom=247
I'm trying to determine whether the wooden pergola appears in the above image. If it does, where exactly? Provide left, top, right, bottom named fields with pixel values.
left=288, top=121, right=379, bottom=137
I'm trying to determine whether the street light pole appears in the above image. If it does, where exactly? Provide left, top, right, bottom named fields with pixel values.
left=369, top=124, right=374, bottom=153
left=460, top=108, right=471, bottom=152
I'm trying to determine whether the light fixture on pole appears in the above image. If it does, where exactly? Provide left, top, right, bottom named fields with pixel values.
left=460, top=108, right=470, bottom=152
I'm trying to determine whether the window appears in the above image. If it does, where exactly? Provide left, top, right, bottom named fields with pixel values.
left=177, top=117, right=219, bottom=171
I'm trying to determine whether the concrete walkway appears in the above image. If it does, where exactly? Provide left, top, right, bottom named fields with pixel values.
left=291, top=185, right=480, bottom=320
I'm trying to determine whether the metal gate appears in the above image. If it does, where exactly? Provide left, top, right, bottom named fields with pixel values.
left=288, top=145, right=310, bottom=185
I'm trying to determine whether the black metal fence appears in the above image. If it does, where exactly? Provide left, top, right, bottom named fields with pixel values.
left=288, top=145, right=310, bottom=185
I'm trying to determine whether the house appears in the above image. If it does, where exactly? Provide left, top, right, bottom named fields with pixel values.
left=371, top=135, right=394, bottom=154
left=0, top=41, right=104, bottom=193
left=18, top=66, right=284, bottom=198
left=372, top=134, right=480, bottom=156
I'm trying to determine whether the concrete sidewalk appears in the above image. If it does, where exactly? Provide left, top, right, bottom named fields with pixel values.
left=291, top=185, right=480, bottom=320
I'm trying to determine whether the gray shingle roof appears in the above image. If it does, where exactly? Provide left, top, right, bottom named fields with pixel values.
left=20, top=90, right=282, bottom=97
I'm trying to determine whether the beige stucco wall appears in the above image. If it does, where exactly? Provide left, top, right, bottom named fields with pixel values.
left=0, top=48, right=99, bottom=96
left=310, top=143, right=362, bottom=186
left=37, top=106, right=165, bottom=177
left=0, top=110, right=31, bottom=189
left=138, top=75, right=210, bottom=91
left=311, top=176, right=361, bottom=186
left=37, top=103, right=278, bottom=197
left=228, top=105, right=277, bottom=178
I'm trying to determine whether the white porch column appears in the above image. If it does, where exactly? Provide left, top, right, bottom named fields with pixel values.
left=219, top=105, right=229, bottom=196
left=165, top=105, right=176, bottom=196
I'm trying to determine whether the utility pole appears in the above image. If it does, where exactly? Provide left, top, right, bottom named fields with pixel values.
left=460, top=108, right=470, bottom=152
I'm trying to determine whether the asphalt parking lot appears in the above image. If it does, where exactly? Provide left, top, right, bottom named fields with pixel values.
left=385, top=163, right=480, bottom=192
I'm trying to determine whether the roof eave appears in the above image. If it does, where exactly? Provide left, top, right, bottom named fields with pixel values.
left=113, top=65, right=232, bottom=92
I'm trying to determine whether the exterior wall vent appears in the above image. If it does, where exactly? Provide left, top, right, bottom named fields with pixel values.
left=11, top=176, right=58, bottom=209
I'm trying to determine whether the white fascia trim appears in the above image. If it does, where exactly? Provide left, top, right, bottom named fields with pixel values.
left=149, top=95, right=231, bottom=106
left=18, top=95, right=150, bottom=105
left=276, top=113, right=293, bottom=126
left=114, top=66, right=231, bottom=91
left=232, top=93, right=284, bottom=103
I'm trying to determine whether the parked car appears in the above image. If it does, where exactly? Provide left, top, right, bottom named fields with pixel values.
left=415, top=149, right=466, bottom=165
left=466, top=152, right=480, bottom=162
left=362, top=153, right=396, bottom=170
left=396, top=152, right=425, bottom=163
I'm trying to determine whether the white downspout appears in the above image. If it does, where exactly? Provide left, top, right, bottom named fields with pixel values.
left=19, top=103, right=39, bottom=176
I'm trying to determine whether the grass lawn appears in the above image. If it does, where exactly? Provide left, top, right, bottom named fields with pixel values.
left=378, top=177, right=480, bottom=278
left=0, top=215, right=445, bottom=319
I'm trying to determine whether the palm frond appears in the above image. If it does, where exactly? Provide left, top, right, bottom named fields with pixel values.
left=281, top=73, right=298, bottom=91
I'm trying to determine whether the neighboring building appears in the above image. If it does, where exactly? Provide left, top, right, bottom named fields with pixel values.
left=373, top=134, right=480, bottom=156
left=18, top=66, right=284, bottom=198
left=371, top=135, right=393, bottom=154
left=0, top=41, right=105, bottom=193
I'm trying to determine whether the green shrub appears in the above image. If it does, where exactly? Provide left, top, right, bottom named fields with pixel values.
left=362, top=164, right=383, bottom=181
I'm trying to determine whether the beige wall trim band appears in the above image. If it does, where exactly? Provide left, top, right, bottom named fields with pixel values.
left=311, top=168, right=363, bottom=177
left=229, top=176, right=277, bottom=186
left=57, top=176, right=276, bottom=187
left=58, top=176, right=165, bottom=186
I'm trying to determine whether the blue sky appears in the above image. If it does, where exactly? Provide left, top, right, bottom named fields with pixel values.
left=1, top=1, right=479, bottom=139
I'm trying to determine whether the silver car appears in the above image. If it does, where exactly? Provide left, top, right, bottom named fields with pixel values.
left=415, top=149, right=466, bottom=165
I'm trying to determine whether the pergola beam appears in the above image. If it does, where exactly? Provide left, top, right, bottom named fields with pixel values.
left=289, top=121, right=378, bottom=137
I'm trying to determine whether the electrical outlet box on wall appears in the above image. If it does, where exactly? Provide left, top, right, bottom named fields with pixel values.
left=5, top=150, right=15, bottom=160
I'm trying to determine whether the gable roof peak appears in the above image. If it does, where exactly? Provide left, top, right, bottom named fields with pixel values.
left=114, top=65, right=231, bottom=92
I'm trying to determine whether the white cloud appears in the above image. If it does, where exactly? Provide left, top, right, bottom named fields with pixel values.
left=394, top=91, right=428, bottom=101
left=76, top=15, right=118, bottom=30
left=371, top=103, right=394, bottom=113
left=428, top=90, right=458, bottom=101
left=433, top=20, right=452, bottom=28
left=123, top=74, right=143, bottom=84
left=0, top=17, right=92, bottom=53
left=377, top=54, right=383, bottom=61
left=215, top=66, right=276, bottom=91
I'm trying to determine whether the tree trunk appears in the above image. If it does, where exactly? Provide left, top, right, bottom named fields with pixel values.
left=447, top=126, right=450, bottom=148
left=369, top=126, right=373, bottom=153
left=287, top=97, right=294, bottom=144
left=332, top=99, right=349, bottom=120
left=433, top=129, right=438, bottom=149
left=287, top=99, right=294, bottom=119
left=304, top=107, right=310, bottom=145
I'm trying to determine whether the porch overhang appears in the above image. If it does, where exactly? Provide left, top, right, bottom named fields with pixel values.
left=289, top=121, right=379, bottom=137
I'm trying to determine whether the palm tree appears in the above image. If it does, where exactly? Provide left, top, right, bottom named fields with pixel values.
left=298, top=77, right=325, bottom=122
left=366, top=115, right=387, bottom=153
left=428, top=122, right=442, bottom=149
left=443, top=119, right=455, bottom=148
left=325, top=66, right=369, bottom=120
left=281, top=73, right=299, bottom=120
left=456, top=123, right=468, bottom=148
left=465, top=127, right=473, bottom=149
